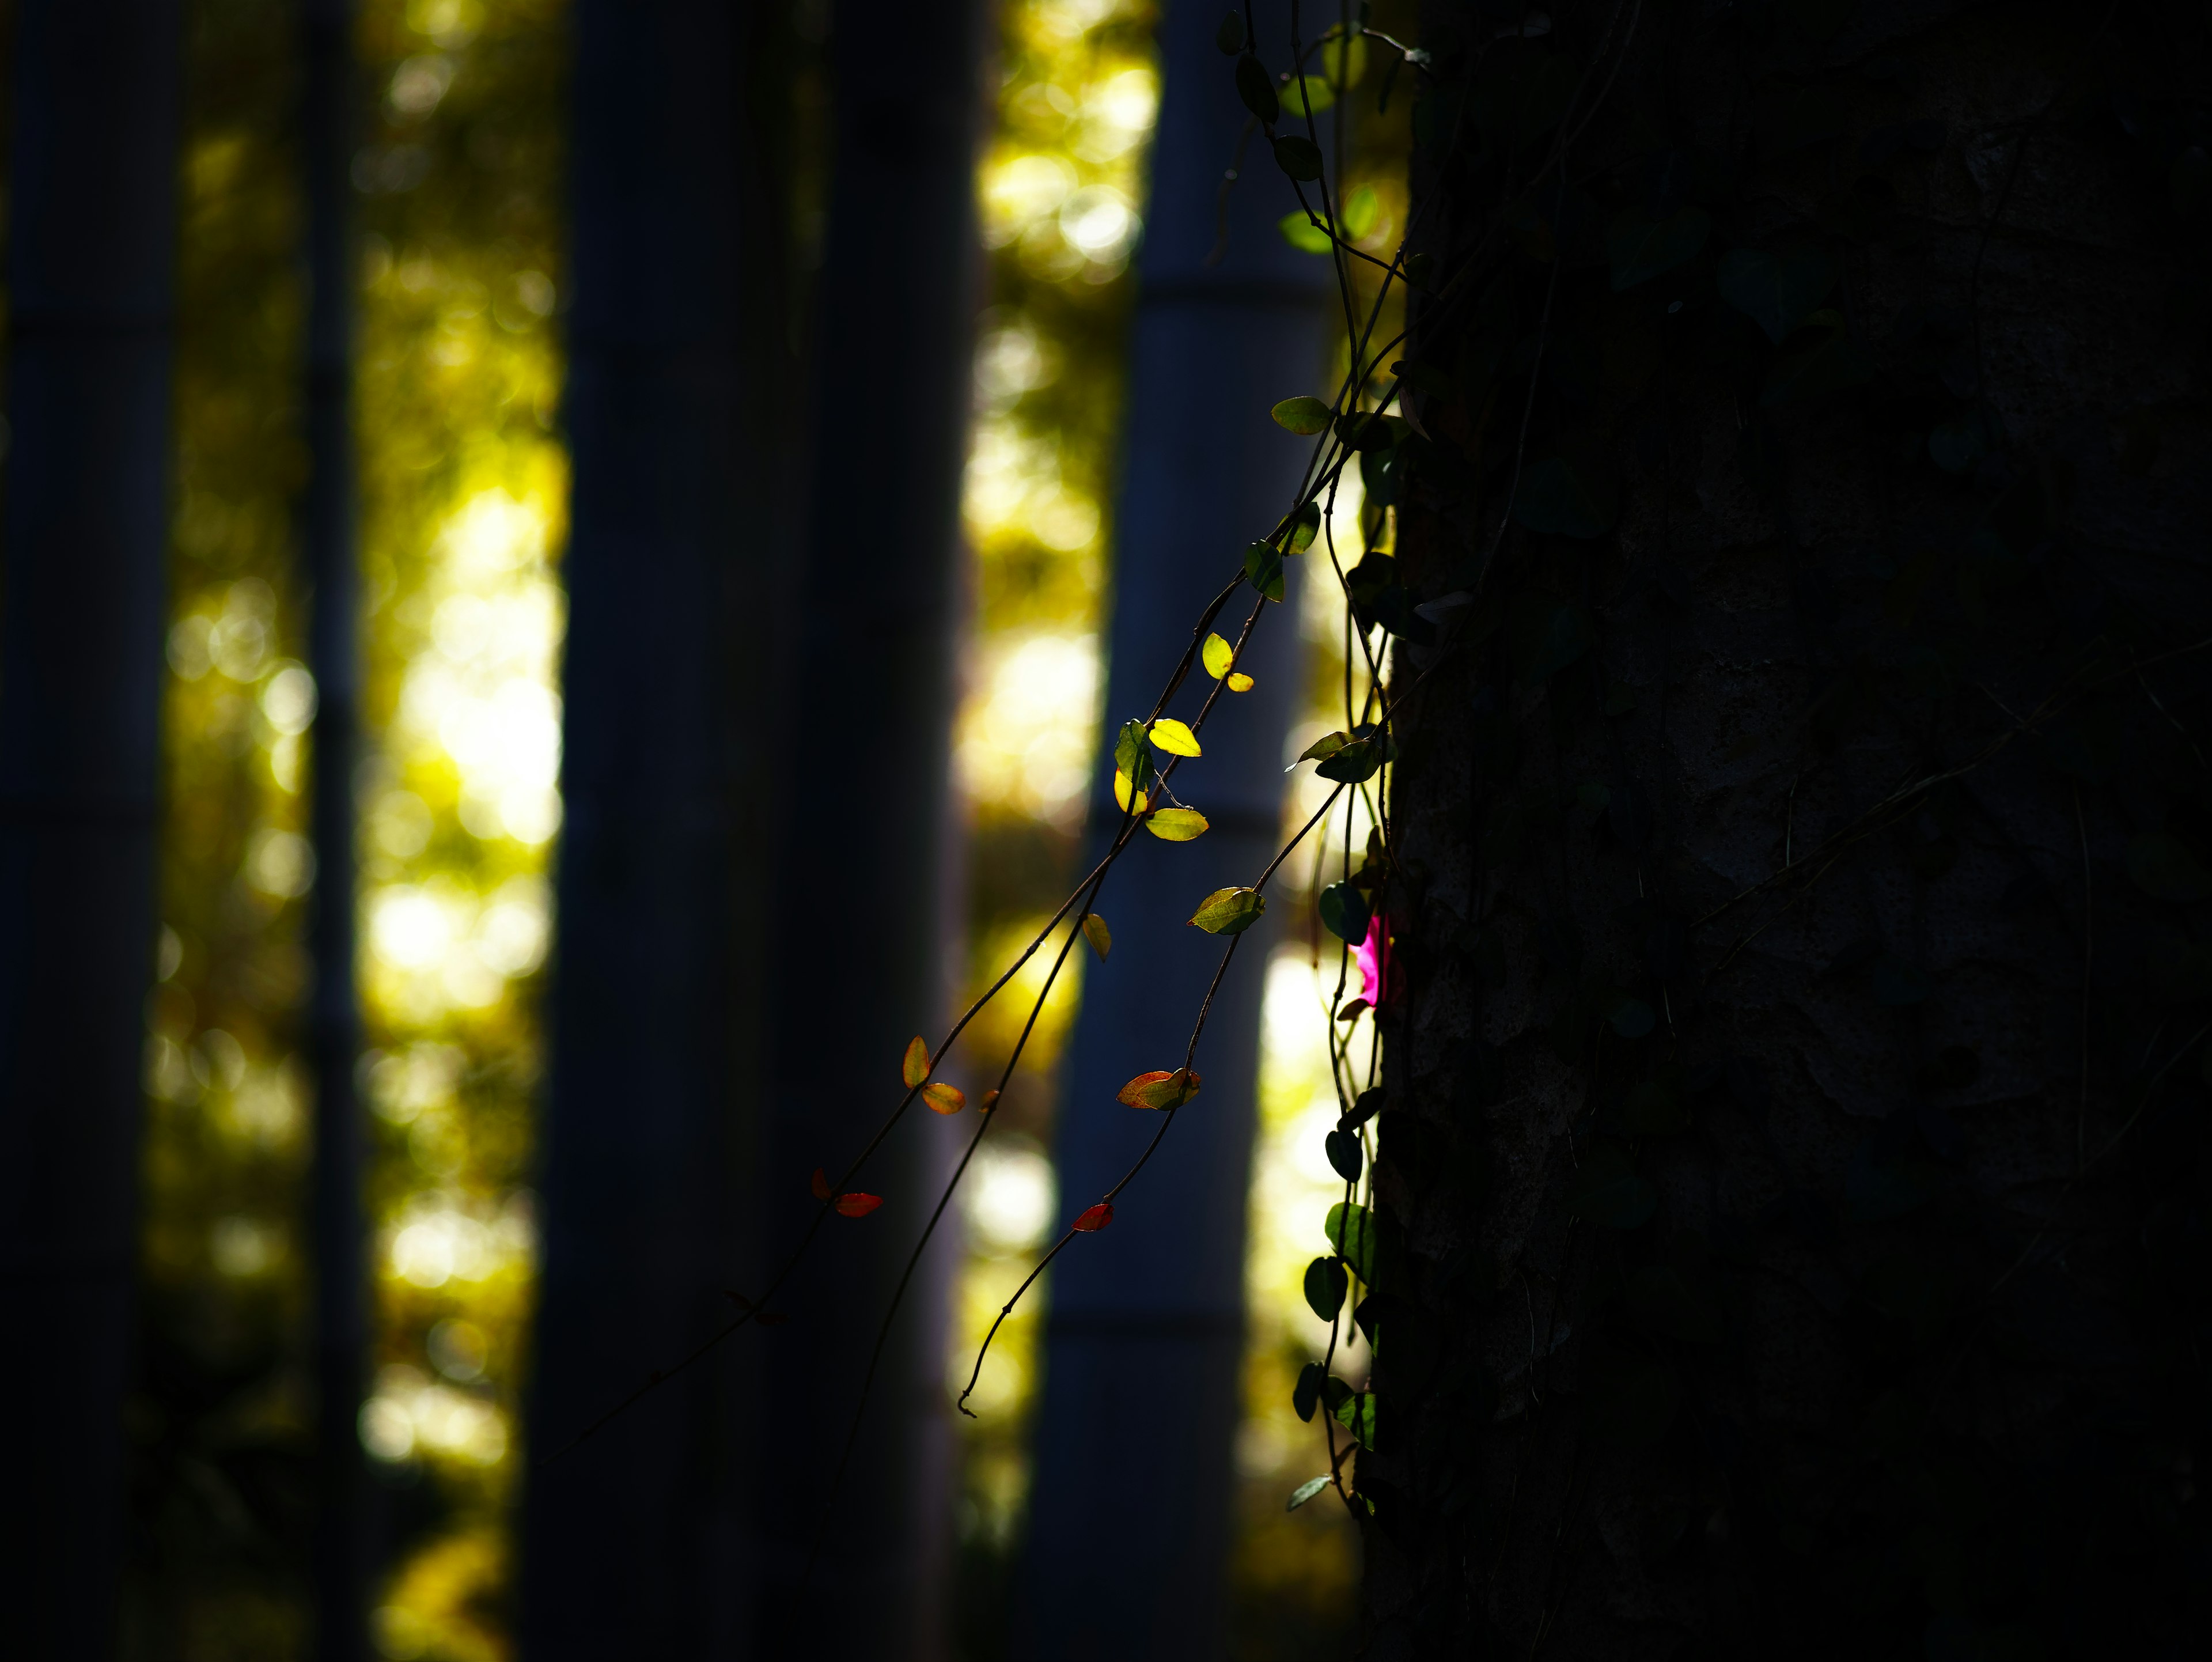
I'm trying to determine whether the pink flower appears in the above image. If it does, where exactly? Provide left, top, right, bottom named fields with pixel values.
left=1355, top=914, right=1401, bottom=1010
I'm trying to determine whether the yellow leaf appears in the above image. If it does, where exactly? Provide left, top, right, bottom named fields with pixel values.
left=1116, top=1068, right=1203, bottom=1110
left=1202, top=633, right=1235, bottom=679
left=1226, top=672, right=1254, bottom=692
left=1145, top=808, right=1210, bottom=842
left=923, top=1081, right=966, bottom=1115
left=1081, top=914, right=1112, bottom=960
left=1149, top=717, right=1202, bottom=758
left=902, top=1036, right=930, bottom=1089
left=1113, top=768, right=1151, bottom=814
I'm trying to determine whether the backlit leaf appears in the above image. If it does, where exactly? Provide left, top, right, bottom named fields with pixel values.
left=1226, top=672, right=1253, bottom=692
left=1334, top=1389, right=1377, bottom=1449
left=922, top=1081, right=966, bottom=1115
left=1315, top=740, right=1381, bottom=783
left=1244, top=541, right=1285, bottom=603
left=835, top=1191, right=883, bottom=1218
left=1325, top=1201, right=1377, bottom=1285
left=1341, top=184, right=1380, bottom=239
left=1283, top=501, right=1321, bottom=553
left=1190, top=885, right=1267, bottom=934
left=1202, top=632, right=1236, bottom=679
left=1304, top=1255, right=1349, bottom=1322
left=1278, top=210, right=1334, bottom=254
left=1325, top=1127, right=1364, bottom=1181
left=1145, top=808, right=1210, bottom=842
left=1118, top=1068, right=1202, bottom=1110
left=902, top=1036, right=930, bottom=1089
left=1112, top=767, right=1151, bottom=814
left=1299, top=730, right=1351, bottom=762
left=1073, top=1201, right=1114, bottom=1232
left=811, top=1167, right=832, bottom=1200
left=980, top=1088, right=1001, bottom=1112
left=1081, top=913, right=1112, bottom=960
left=1287, top=1474, right=1333, bottom=1511
left=1271, top=395, right=1332, bottom=434
left=1113, top=718, right=1154, bottom=786
left=1149, top=717, right=1202, bottom=757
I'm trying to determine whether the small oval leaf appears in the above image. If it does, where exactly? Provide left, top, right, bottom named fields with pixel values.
left=1287, top=1474, right=1333, bottom=1511
left=1234, top=54, right=1279, bottom=124
left=1303, top=1255, right=1348, bottom=1322
left=1325, top=1127, right=1364, bottom=1182
left=902, top=1036, right=931, bottom=1089
left=1145, top=808, right=1211, bottom=842
left=1073, top=1201, right=1114, bottom=1232
left=1226, top=672, right=1253, bottom=692
left=1190, top=886, right=1267, bottom=934
left=1081, top=913, right=1112, bottom=960
left=1315, top=740, right=1381, bottom=783
left=1270, top=395, right=1332, bottom=435
left=922, top=1081, right=967, bottom=1115
left=1202, top=632, right=1236, bottom=679
left=810, top=1167, right=832, bottom=1200
left=835, top=1191, right=883, bottom=1218
left=1149, top=717, right=1202, bottom=757
left=1273, top=134, right=1324, bottom=181
left=1117, top=1068, right=1203, bottom=1110
left=1214, top=9, right=1246, bottom=54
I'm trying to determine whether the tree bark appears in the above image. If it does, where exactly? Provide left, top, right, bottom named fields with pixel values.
left=0, top=2, right=184, bottom=1655
left=1012, top=2, right=1334, bottom=1656
left=1358, top=2, right=2212, bottom=1655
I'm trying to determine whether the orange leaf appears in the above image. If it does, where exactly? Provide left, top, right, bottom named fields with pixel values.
left=836, top=1192, right=883, bottom=1218
left=810, top=1167, right=832, bottom=1200
left=1073, top=1202, right=1114, bottom=1232
left=902, top=1036, right=931, bottom=1089
left=722, top=1289, right=753, bottom=1309
left=923, top=1081, right=966, bottom=1115
left=1116, top=1067, right=1203, bottom=1110
left=980, top=1088, right=1001, bottom=1112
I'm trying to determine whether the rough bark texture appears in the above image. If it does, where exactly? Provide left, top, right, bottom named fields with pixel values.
left=1363, top=2, right=2211, bottom=1655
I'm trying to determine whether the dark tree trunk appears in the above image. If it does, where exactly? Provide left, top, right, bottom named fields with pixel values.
left=1355, top=2, right=2212, bottom=1656
left=300, top=3, right=366, bottom=1656
left=0, top=2, right=183, bottom=1655
left=520, top=1, right=797, bottom=1652
left=753, top=0, right=986, bottom=1649
left=1012, top=1, right=1332, bottom=1655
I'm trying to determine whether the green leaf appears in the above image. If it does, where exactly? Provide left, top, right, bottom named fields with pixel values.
left=1112, top=718, right=1153, bottom=788
left=1145, top=808, right=1210, bottom=842
left=1325, top=1127, right=1364, bottom=1182
left=1340, top=185, right=1380, bottom=239
left=1081, top=913, right=1111, bottom=960
left=1282, top=73, right=1336, bottom=119
left=1607, top=202, right=1711, bottom=290
left=1333, top=1389, right=1377, bottom=1449
left=1271, top=395, right=1332, bottom=434
left=1512, top=450, right=1619, bottom=539
left=1244, top=541, right=1285, bottom=602
left=1286, top=1474, right=1333, bottom=1512
left=1562, top=1142, right=1657, bottom=1229
left=1315, top=740, right=1381, bottom=783
left=1298, top=731, right=1350, bottom=763
left=1190, top=886, right=1267, bottom=934
left=1317, top=880, right=1370, bottom=944
left=1293, top=1361, right=1325, bottom=1421
left=1278, top=210, right=1334, bottom=253
left=2128, top=832, right=2212, bottom=902
left=1234, top=54, right=1279, bottom=125
left=1715, top=245, right=1835, bottom=344
left=1214, top=9, right=1246, bottom=54
left=1273, top=135, right=1325, bottom=181
left=1303, top=1255, right=1348, bottom=1322
left=1149, top=717, right=1202, bottom=758
left=1325, top=1201, right=1376, bottom=1285
left=1281, top=501, right=1321, bottom=554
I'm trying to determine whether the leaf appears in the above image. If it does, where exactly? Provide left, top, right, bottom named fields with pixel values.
left=1287, top=1474, right=1334, bottom=1512
left=755, top=1311, right=789, bottom=1327
left=1325, top=1127, right=1364, bottom=1181
left=1149, top=717, right=1202, bottom=757
left=1512, top=450, right=1619, bottom=539
left=922, top=1081, right=967, bottom=1115
left=1325, top=1201, right=1377, bottom=1285
left=1072, top=1201, right=1114, bottom=1232
left=1304, top=1255, right=1349, bottom=1322
left=1081, top=913, right=1112, bottom=960
left=1190, top=886, right=1267, bottom=935
left=1234, top=53, right=1279, bottom=124
left=902, top=1036, right=931, bottom=1089
left=1715, top=245, right=1835, bottom=344
left=1112, top=717, right=1154, bottom=786
left=1315, top=740, right=1381, bottom=783
left=835, top=1191, right=883, bottom=1218
left=1282, top=501, right=1321, bottom=553
left=1271, top=395, right=1332, bottom=434
left=1112, top=767, right=1151, bottom=814
left=1317, top=880, right=1371, bottom=945
left=1293, top=1360, right=1326, bottom=1422
left=1607, top=202, right=1711, bottom=290
left=1202, top=632, right=1236, bottom=679
left=1244, top=541, right=1285, bottom=603
left=1214, top=9, right=1245, bottom=54
left=810, top=1167, right=832, bottom=1200
left=1117, top=1067, right=1203, bottom=1110
left=1562, top=1143, right=1657, bottom=1229
left=722, top=1288, right=753, bottom=1309
left=1281, top=73, right=1336, bottom=120
left=1341, top=184, right=1380, bottom=240
left=1273, top=135, right=1324, bottom=181
left=2128, top=833, right=2212, bottom=902
left=1278, top=210, right=1334, bottom=253
left=1299, top=730, right=1350, bottom=763
left=1334, top=1390, right=1377, bottom=1449
left=1226, top=672, right=1253, bottom=692
left=980, top=1088, right=1001, bottom=1112
left=1145, top=808, right=1210, bottom=842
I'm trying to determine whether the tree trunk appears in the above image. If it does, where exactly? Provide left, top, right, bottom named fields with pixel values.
left=520, top=1, right=796, bottom=1650
left=753, top=0, right=986, bottom=1648
left=300, top=3, right=367, bottom=1656
left=1357, top=2, right=2212, bottom=1655
left=1012, top=1, right=1333, bottom=1656
left=0, top=2, right=184, bottom=1655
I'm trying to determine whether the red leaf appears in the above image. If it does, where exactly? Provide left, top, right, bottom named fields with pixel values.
left=1073, top=1202, right=1114, bottom=1232
left=810, top=1167, right=832, bottom=1200
left=835, top=1191, right=884, bottom=1218
left=756, top=1311, right=790, bottom=1327
left=722, top=1289, right=753, bottom=1309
